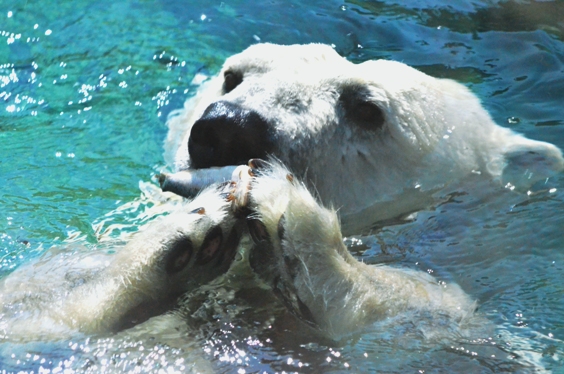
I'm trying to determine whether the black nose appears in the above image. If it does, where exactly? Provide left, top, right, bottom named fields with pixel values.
left=188, top=101, right=275, bottom=169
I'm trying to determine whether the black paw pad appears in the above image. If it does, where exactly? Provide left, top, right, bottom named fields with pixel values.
left=248, top=158, right=269, bottom=176
left=164, top=237, right=194, bottom=274
left=248, top=219, right=270, bottom=243
left=195, top=226, right=223, bottom=265
left=277, top=214, right=286, bottom=241
left=216, top=227, right=241, bottom=268
left=273, top=277, right=317, bottom=328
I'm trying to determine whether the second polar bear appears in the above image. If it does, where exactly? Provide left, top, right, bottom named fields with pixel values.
left=166, top=43, right=564, bottom=233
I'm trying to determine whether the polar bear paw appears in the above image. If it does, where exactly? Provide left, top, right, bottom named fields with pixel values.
left=228, top=159, right=475, bottom=339
left=229, top=160, right=323, bottom=327
left=162, top=159, right=474, bottom=339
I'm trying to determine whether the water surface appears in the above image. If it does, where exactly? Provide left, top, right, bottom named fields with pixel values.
left=1, top=0, right=564, bottom=372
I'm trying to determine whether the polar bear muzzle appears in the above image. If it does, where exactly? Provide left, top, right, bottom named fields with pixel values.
left=188, top=101, right=275, bottom=169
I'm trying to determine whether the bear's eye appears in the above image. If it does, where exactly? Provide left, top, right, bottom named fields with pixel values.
left=351, top=101, right=385, bottom=129
left=223, top=71, right=243, bottom=93
left=340, top=88, right=385, bottom=130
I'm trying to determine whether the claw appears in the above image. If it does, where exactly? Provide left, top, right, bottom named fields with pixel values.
left=230, top=165, right=250, bottom=181
left=248, top=158, right=268, bottom=176
left=232, top=186, right=249, bottom=209
left=190, top=207, right=206, bottom=215
left=222, top=192, right=235, bottom=202
left=225, top=165, right=253, bottom=212
left=248, top=158, right=268, bottom=169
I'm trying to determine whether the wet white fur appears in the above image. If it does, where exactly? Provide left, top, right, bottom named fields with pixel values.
left=166, top=43, right=564, bottom=233
left=0, top=188, right=235, bottom=341
left=248, top=163, right=475, bottom=339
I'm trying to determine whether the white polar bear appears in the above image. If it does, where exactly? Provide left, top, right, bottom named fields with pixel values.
left=165, top=43, right=564, bottom=233
left=0, top=186, right=242, bottom=340
left=0, top=162, right=474, bottom=343
left=1, top=44, right=560, bottom=370
left=240, top=161, right=475, bottom=339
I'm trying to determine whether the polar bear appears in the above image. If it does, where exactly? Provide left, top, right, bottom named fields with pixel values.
left=0, top=186, right=242, bottom=340
left=165, top=43, right=564, bottom=233
left=1, top=45, right=559, bottom=371
left=240, top=161, right=474, bottom=339
left=0, top=162, right=473, bottom=343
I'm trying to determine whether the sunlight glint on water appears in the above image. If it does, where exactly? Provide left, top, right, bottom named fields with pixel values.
left=1, top=0, right=563, bottom=372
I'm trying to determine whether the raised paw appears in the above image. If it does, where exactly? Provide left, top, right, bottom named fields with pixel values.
left=242, top=162, right=475, bottom=339
left=71, top=186, right=245, bottom=335
left=0, top=180, right=248, bottom=339
left=239, top=162, right=327, bottom=328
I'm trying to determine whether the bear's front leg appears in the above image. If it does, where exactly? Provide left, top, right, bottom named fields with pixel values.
left=70, top=183, right=248, bottom=334
left=242, top=161, right=475, bottom=340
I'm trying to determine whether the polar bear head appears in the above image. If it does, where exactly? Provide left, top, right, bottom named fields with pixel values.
left=166, top=43, right=564, bottom=233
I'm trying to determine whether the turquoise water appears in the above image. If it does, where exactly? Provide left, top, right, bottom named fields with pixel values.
left=1, top=0, right=564, bottom=372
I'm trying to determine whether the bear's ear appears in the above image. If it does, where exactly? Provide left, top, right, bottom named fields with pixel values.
left=501, top=139, right=564, bottom=190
